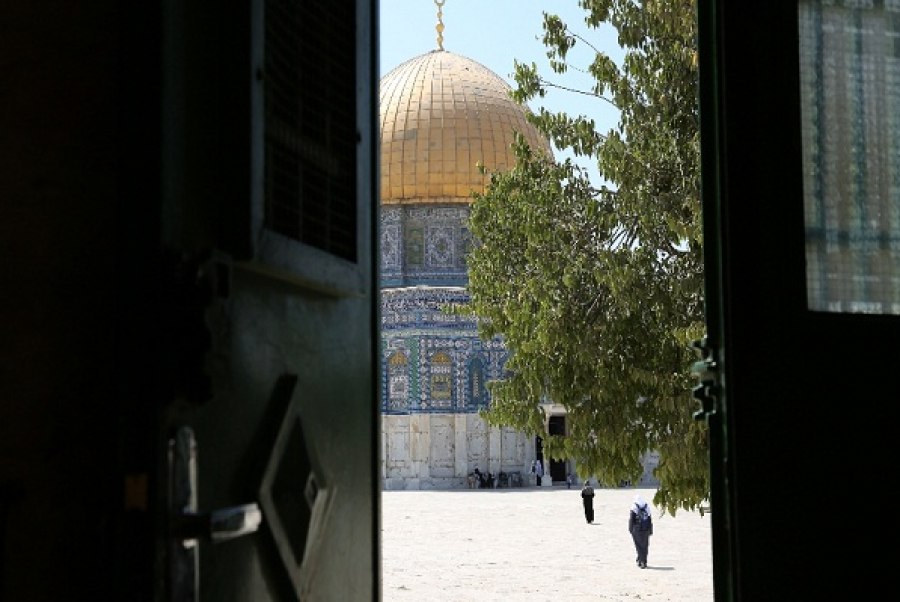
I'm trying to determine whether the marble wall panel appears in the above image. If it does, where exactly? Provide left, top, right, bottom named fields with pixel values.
left=429, top=416, right=456, bottom=476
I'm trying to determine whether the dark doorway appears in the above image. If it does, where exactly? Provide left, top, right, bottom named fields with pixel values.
left=547, top=416, right=567, bottom=482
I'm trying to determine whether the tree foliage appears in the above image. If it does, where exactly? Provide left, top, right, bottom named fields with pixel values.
left=461, top=0, right=708, bottom=515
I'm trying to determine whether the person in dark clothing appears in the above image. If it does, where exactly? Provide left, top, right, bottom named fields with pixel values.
left=580, top=480, right=595, bottom=523
left=628, top=493, right=654, bottom=568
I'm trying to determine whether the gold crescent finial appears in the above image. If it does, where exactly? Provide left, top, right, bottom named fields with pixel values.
left=435, top=0, right=445, bottom=50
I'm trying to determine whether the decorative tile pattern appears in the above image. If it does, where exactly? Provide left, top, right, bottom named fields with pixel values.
left=405, top=226, right=424, bottom=266
left=381, top=206, right=472, bottom=285
left=380, top=286, right=510, bottom=415
left=381, top=220, right=401, bottom=270
left=387, top=351, right=410, bottom=411
left=426, top=225, right=455, bottom=267
left=467, top=356, right=487, bottom=410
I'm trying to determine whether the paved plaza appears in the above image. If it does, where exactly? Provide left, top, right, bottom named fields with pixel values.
left=381, top=486, right=713, bottom=601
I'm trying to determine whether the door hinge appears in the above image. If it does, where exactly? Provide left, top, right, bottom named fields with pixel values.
left=690, top=336, right=719, bottom=421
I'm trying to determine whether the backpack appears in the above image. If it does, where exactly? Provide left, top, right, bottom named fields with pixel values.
left=635, top=504, right=651, bottom=531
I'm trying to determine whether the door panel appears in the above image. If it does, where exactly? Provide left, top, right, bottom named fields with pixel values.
left=173, top=267, right=377, bottom=601
left=699, top=0, right=898, bottom=598
left=158, top=1, right=380, bottom=600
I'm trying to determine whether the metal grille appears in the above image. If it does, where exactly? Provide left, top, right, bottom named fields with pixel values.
left=800, top=0, right=900, bottom=313
left=264, top=0, right=357, bottom=261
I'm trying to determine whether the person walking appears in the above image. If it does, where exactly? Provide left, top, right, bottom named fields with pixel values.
left=628, top=493, right=654, bottom=568
left=580, top=479, right=595, bottom=523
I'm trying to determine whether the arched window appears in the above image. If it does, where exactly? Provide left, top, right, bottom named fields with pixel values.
left=468, top=357, right=486, bottom=410
left=387, top=352, right=409, bottom=411
left=429, top=351, right=452, bottom=410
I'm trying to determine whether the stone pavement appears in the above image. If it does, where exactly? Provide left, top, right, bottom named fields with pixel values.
left=381, top=486, right=713, bottom=601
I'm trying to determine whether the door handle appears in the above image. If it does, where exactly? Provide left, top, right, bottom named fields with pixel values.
left=172, top=503, right=262, bottom=544
left=167, top=426, right=263, bottom=602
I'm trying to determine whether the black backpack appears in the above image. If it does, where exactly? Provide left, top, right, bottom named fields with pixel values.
left=635, top=504, right=651, bottom=531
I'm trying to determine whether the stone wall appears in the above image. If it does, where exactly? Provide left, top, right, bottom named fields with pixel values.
left=381, top=414, right=533, bottom=490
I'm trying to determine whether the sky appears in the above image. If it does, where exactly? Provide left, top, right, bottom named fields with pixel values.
left=378, top=0, right=625, bottom=184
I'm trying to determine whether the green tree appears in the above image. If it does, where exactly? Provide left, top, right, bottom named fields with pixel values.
left=462, top=0, right=708, bottom=515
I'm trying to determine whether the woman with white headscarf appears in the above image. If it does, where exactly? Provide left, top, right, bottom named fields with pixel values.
left=628, top=493, right=654, bottom=568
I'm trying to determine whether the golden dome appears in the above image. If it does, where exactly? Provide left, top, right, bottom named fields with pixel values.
left=379, top=50, right=552, bottom=205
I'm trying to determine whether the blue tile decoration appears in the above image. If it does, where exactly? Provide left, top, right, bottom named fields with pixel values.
left=381, top=206, right=470, bottom=286
left=381, top=286, right=509, bottom=415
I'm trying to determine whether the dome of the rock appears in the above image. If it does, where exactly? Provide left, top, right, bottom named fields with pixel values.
left=378, top=32, right=598, bottom=494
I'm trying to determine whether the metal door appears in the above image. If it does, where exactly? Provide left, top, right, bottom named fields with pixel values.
left=155, top=1, right=380, bottom=600
left=697, top=0, right=898, bottom=598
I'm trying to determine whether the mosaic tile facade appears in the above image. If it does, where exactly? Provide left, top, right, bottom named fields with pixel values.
left=381, top=286, right=508, bottom=415
left=381, top=206, right=472, bottom=286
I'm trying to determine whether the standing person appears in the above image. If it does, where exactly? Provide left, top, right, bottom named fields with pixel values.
left=628, top=494, right=654, bottom=568
left=566, top=473, right=573, bottom=489
left=535, top=460, right=543, bottom=485
left=580, top=479, right=595, bottom=523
